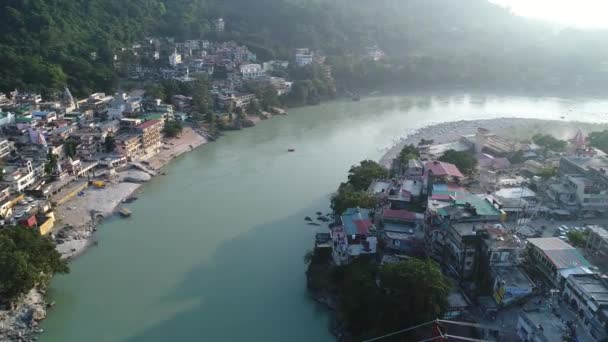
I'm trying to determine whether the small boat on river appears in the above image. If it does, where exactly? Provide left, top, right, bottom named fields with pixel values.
left=119, top=208, right=132, bottom=217
left=288, top=148, right=295, bottom=152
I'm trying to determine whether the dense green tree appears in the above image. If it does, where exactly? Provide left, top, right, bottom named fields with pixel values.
left=63, top=141, right=78, bottom=158
left=0, top=228, right=69, bottom=303
left=144, top=83, right=166, bottom=101
left=163, top=120, right=183, bottom=138
left=539, top=166, right=558, bottom=179
left=247, top=99, right=262, bottom=115
left=331, top=183, right=378, bottom=215
left=44, top=151, right=58, bottom=174
left=439, top=150, right=478, bottom=176
left=532, top=134, right=567, bottom=152
left=333, top=258, right=450, bottom=339
left=378, top=259, right=450, bottom=328
left=4, top=0, right=608, bottom=96
left=103, top=135, right=116, bottom=153
left=589, top=130, right=608, bottom=153
left=508, top=150, right=525, bottom=164
left=190, top=78, right=212, bottom=114
left=567, top=231, right=588, bottom=247
left=346, top=160, right=389, bottom=191
left=397, top=144, right=420, bottom=165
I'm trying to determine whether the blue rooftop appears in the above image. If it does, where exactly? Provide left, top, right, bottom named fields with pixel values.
left=341, top=208, right=374, bottom=236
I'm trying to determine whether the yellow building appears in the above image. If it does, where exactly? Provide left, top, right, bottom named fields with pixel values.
left=37, top=212, right=55, bottom=236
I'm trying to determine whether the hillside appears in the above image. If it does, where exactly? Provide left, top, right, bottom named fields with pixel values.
left=2, top=0, right=608, bottom=96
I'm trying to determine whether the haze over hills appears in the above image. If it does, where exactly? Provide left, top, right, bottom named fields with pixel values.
left=2, top=0, right=608, bottom=96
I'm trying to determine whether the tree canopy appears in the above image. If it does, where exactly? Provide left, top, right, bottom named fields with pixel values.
left=331, top=183, right=377, bottom=215
left=346, top=160, right=389, bottom=192
left=5, top=0, right=608, bottom=96
left=532, top=134, right=567, bottom=152
left=335, top=258, right=450, bottom=340
left=589, top=130, right=608, bottom=153
left=439, top=150, right=478, bottom=176
left=397, top=144, right=420, bottom=166
left=0, top=228, right=69, bottom=303
left=163, top=120, right=183, bottom=138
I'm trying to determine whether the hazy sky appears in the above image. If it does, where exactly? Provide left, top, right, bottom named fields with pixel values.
left=490, top=0, right=608, bottom=28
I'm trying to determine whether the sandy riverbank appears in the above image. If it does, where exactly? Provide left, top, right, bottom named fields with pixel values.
left=379, top=117, right=608, bottom=167
left=145, top=126, right=207, bottom=171
left=53, top=126, right=208, bottom=259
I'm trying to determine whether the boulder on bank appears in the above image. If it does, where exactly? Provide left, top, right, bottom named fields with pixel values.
left=242, top=119, right=256, bottom=128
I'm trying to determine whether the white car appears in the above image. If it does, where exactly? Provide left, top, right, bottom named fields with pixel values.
left=14, top=211, right=24, bottom=218
left=18, top=200, right=27, bottom=205
left=25, top=197, right=34, bottom=203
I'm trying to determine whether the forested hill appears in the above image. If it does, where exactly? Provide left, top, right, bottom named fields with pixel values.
left=2, top=0, right=608, bottom=96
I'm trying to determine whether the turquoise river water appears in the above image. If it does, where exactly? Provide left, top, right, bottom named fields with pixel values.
left=41, top=94, right=608, bottom=341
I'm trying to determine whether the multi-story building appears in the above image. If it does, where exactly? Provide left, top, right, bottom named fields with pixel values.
left=76, top=135, right=100, bottom=161
left=169, top=49, right=182, bottom=67
left=31, top=110, right=57, bottom=123
left=295, top=48, right=314, bottom=66
left=565, top=175, right=608, bottom=212
left=444, top=222, right=509, bottom=285
left=527, top=237, right=594, bottom=288
left=331, top=208, right=377, bottom=265
left=214, top=18, right=225, bottom=32
left=217, top=92, right=255, bottom=109
left=0, top=138, right=12, bottom=159
left=554, top=156, right=608, bottom=215
left=563, top=273, right=608, bottom=341
left=115, top=133, right=142, bottom=160
left=586, top=225, right=608, bottom=260
left=135, top=120, right=163, bottom=155
left=3, top=161, right=36, bottom=192
left=240, top=64, right=265, bottom=80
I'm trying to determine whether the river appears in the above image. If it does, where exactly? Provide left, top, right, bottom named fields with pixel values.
left=41, top=94, right=608, bottom=341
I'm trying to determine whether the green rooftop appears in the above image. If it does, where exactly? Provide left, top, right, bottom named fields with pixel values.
left=455, top=195, right=502, bottom=217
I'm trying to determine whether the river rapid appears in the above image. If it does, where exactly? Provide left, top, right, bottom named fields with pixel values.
left=40, top=93, right=608, bottom=341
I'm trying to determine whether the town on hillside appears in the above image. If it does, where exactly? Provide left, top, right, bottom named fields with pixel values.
left=311, top=127, right=608, bottom=341
left=0, top=26, right=380, bottom=252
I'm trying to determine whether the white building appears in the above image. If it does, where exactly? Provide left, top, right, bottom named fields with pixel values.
left=295, top=48, right=314, bottom=66
left=365, top=46, right=385, bottom=61
left=240, top=64, right=265, bottom=80
left=3, top=161, right=36, bottom=193
left=0, top=139, right=12, bottom=159
left=0, top=111, right=15, bottom=126
left=214, top=18, right=225, bottom=32
left=269, top=77, right=293, bottom=96
left=169, top=49, right=182, bottom=67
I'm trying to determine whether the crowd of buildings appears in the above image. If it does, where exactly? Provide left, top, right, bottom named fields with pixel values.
left=118, top=18, right=386, bottom=116
left=0, top=85, right=177, bottom=237
left=315, top=127, right=608, bottom=341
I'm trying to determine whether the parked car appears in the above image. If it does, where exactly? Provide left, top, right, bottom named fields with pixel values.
left=18, top=200, right=27, bottom=205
